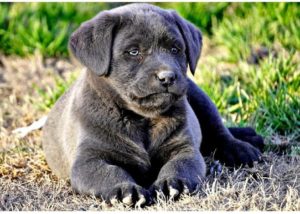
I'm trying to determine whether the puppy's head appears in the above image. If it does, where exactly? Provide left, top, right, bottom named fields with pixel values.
left=70, top=4, right=202, bottom=117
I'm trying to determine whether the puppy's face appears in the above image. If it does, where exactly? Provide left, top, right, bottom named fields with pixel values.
left=109, top=12, right=189, bottom=116
left=70, top=4, right=202, bottom=117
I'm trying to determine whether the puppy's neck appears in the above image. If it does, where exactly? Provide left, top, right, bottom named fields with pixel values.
left=85, top=69, right=127, bottom=110
left=84, top=70, right=150, bottom=120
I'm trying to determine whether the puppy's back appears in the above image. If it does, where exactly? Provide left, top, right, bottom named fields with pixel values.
left=42, top=73, right=85, bottom=178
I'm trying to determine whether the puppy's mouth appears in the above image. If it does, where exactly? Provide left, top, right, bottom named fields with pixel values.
left=130, top=91, right=180, bottom=103
left=127, top=91, right=183, bottom=111
left=132, top=91, right=175, bottom=99
left=124, top=90, right=186, bottom=117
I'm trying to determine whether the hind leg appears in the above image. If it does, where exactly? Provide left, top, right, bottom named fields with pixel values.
left=187, top=79, right=264, bottom=167
left=228, top=127, right=264, bottom=152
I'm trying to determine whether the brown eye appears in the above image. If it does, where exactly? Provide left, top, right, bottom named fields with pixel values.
left=129, top=49, right=139, bottom=56
left=171, top=47, right=179, bottom=54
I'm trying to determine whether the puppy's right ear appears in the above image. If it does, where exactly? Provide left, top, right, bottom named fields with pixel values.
left=69, top=11, right=119, bottom=76
left=171, top=11, right=202, bottom=75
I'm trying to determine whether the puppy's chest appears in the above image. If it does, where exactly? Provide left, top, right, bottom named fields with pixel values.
left=121, top=115, right=185, bottom=186
left=122, top=113, right=183, bottom=151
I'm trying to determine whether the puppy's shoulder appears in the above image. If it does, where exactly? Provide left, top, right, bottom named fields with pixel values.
left=184, top=97, right=202, bottom=147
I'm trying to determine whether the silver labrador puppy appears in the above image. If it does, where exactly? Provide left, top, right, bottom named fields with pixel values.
left=43, top=3, right=263, bottom=206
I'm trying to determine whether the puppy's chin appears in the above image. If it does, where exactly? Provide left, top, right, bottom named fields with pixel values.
left=126, top=92, right=183, bottom=118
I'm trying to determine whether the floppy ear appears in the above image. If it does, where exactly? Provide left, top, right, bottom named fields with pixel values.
left=69, top=11, right=119, bottom=76
left=171, top=11, right=202, bottom=75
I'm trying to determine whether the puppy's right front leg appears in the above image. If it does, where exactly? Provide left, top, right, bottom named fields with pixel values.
left=70, top=143, right=150, bottom=206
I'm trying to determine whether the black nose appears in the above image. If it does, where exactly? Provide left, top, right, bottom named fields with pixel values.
left=157, top=71, right=177, bottom=87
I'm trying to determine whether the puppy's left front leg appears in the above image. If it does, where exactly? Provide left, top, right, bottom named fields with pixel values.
left=71, top=139, right=150, bottom=206
left=151, top=147, right=205, bottom=198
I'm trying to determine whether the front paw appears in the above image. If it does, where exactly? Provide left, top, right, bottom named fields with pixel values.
left=101, top=182, right=151, bottom=207
left=215, top=139, right=262, bottom=167
left=150, top=176, right=201, bottom=200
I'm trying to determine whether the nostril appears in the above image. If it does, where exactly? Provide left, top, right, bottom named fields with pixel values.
left=157, top=71, right=176, bottom=82
left=170, top=74, right=177, bottom=82
left=156, top=71, right=177, bottom=87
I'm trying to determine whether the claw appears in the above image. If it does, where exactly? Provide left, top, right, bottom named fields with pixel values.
left=183, top=185, right=189, bottom=194
left=169, top=186, right=179, bottom=199
left=110, top=197, right=118, bottom=206
left=122, top=194, right=132, bottom=206
left=100, top=200, right=110, bottom=208
left=135, top=195, right=146, bottom=208
left=155, top=189, right=164, bottom=198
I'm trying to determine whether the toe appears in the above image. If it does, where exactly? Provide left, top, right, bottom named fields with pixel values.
left=110, top=196, right=119, bottom=206
left=122, top=194, right=133, bottom=206
left=168, top=186, right=179, bottom=199
left=135, top=195, right=146, bottom=208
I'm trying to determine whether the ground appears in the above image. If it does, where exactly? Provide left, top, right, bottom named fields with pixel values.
left=0, top=48, right=300, bottom=211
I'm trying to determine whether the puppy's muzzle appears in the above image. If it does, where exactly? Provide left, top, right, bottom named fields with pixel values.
left=156, top=70, right=177, bottom=87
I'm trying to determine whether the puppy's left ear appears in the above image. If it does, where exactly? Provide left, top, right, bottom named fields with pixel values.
left=69, top=11, right=120, bottom=76
left=171, top=11, right=202, bottom=75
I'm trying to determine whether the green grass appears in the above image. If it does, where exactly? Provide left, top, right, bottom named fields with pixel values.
left=0, top=3, right=109, bottom=57
left=159, top=2, right=230, bottom=35
left=213, top=3, right=300, bottom=62
left=198, top=52, right=300, bottom=142
left=1, top=2, right=299, bottom=152
left=33, top=73, right=77, bottom=111
left=193, top=3, right=300, bottom=145
left=0, top=2, right=236, bottom=57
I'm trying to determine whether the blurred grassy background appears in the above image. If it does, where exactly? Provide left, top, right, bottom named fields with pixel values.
left=1, top=3, right=299, bottom=58
left=0, top=2, right=299, bottom=153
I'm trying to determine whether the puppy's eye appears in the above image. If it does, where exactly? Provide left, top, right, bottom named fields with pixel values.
left=129, top=49, right=139, bottom=56
left=171, top=47, right=179, bottom=54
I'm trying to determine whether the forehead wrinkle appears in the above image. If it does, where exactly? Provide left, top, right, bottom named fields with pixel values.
left=141, top=11, right=183, bottom=46
left=130, top=10, right=169, bottom=36
left=120, top=25, right=155, bottom=43
left=115, top=8, right=182, bottom=50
